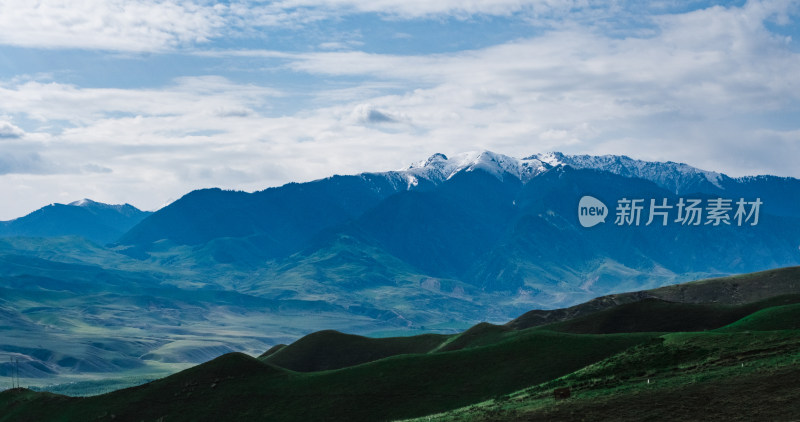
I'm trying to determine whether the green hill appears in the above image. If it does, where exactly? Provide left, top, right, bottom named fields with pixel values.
left=260, top=329, right=448, bottom=371
left=507, top=266, right=800, bottom=330
left=0, top=330, right=654, bottom=422
left=405, top=329, right=800, bottom=421
left=716, top=302, right=800, bottom=332
left=543, top=294, right=800, bottom=334
left=3, top=266, right=800, bottom=422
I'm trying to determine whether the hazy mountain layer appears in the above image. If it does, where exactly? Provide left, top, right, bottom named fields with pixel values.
left=0, top=199, right=150, bottom=244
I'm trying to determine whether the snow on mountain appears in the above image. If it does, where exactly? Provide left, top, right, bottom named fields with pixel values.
left=69, top=198, right=122, bottom=209
left=69, top=198, right=93, bottom=207
left=382, top=150, right=727, bottom=194
left=67, top=198, right=143, bottom=214
left=524, top=152, right=724, bottom=193
left=400, top=151, right=552, bottom=184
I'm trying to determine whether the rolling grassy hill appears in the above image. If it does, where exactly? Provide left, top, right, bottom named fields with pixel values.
left=2, top=266, right=799, bottom=421
left=406, top=330, right=800, bottom=421
left=542, top=294, right=800, bottom=334
left=0, top=331, right=656, bottom=421
left=503, top=265, right=800, bottom=331
left=715, top=302, right=800, bottom=332
left=260, top=330, right=448, bottom=371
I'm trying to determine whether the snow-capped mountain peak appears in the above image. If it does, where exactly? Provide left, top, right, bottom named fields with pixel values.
left=417, top=152, right=449, bottom=168
left=66, top=198, right=138, bottom=213
left=532, top=152, right=565, bottom=167
left=397, top=150, right=729, bottom=194
left=524, top=152, right=725, bottom=193
left=404, top=150, right=552, bottom=183
left=69, top=198, right=97, bottom=207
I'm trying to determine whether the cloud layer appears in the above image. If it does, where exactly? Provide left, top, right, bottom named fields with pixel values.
left=0, top=0, right=226, bottom=51
left=0, top=1, right=798, bottom=219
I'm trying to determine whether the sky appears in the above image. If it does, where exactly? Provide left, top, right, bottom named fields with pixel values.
left=0, top=0, right=799, bottom=219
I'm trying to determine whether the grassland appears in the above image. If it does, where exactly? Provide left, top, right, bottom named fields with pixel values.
left=0, top=329, right=656, bottom=421
left=1, top=267, right=799, bottom=421
left=405, top=329, right=800, bottom=421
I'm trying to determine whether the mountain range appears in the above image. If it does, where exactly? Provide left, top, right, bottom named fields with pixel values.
left=1, top=151, right=799, bottom=388
left=116, top=150, right=800, bottom=301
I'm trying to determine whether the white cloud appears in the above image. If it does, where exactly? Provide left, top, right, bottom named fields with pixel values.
left=0, top=76, right=281, bottom=126
left=0, top=0, right=663, bottom=52
left=349, top=103, right=404, bottom=125
left=0, top=152, right=52, bottom=175
left=0, top=120, right=25, bottom=139
left=0, top=0, right=548, bottom=52
left=0, top=1, right=799, bottom=220
left=265, top=0, right=582, bottom=19
left=0, top=0, right=225, bottom=51
left=288, top=22, right=800, bottom=115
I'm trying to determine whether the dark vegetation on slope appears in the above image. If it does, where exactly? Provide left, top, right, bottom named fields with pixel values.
left=543, top=294, right=800, bottom=334
left=0, top=332, right=654, bottom=422
left=260, top=330, right=448, bottom=371
left=411, top=328, right=800, bottom=421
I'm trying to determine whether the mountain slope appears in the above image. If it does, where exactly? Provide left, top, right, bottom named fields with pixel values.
left=352, top=170, right=521, bottom=282
left=407, top=331, right=800, bottom=422
left=117, top=174, right=412, bottom=259
left=465, top=165, right=800, bottom=295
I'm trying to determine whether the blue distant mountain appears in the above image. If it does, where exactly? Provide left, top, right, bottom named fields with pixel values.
left=0, top=199, right=151, bottom=244
left=117, top=151, right=800, bottom=305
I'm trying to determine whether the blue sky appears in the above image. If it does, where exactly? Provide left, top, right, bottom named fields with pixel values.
left=0, top=0, right=799, bottom=219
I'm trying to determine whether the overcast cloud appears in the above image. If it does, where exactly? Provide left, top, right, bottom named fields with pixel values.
left=0, top=0, right=798, bottom=219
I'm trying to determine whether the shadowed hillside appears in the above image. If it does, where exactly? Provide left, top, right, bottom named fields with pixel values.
left=260, top=330, right=447, bottom=371
left=507, top=266, right=800, bottom=330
